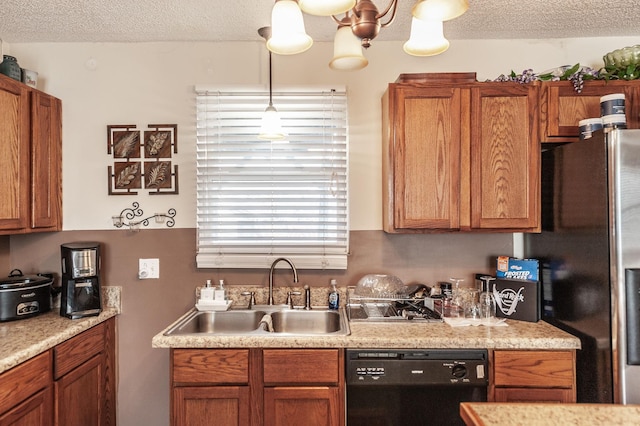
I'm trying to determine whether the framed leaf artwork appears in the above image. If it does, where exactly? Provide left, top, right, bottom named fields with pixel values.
left=107, top=124, right=179, bottom=195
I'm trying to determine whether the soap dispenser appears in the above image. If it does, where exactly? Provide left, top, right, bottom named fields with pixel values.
left=200, top=279, right=215, bottom=301
left=214, top=279, right=226, bottom=302
left=328, top=279, right=340, bottom=310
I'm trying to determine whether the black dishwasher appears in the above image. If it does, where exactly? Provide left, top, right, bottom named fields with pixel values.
left=346, top=349, right=488, bottom=425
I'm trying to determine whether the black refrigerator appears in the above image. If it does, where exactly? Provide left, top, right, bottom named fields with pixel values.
left=525, top=128, right=640, bottom=404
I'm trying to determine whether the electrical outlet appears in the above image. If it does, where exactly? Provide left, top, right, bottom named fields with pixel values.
left=139, top=258, right=160, bottom=279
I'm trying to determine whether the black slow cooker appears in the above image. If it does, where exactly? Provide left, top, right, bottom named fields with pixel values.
left=0, top=269, right=53, bottom=321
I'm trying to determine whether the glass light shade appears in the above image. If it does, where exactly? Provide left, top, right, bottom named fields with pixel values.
left=412, top=0, right=469, bottom=22
left=329, top=26, right=368, bottom=71
left=403, top=18, right=449, bottom=57
left=258, top=104, right=286, bottom=140
left=298, top=0, right=356, bottom=16
left=267, top=1, right=313, bottom=55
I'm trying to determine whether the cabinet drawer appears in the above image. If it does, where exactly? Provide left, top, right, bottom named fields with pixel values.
left=0, top=351, right=52, bottom=414
left=263, top=349, right=339, bottom=385
left=493, top=350, right=574, bottom=388
left=54, top=322, right=105, bottom=379
left=494, top=387, right=575, bottom=403
left=172, top=349, right=249, bottom=384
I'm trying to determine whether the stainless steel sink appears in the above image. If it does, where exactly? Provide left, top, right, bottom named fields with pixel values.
left=164, top=310, right=267, bottom=335
left=270, top=309, right=343, bottom=334
left=163, top=307, right=350, bottom=336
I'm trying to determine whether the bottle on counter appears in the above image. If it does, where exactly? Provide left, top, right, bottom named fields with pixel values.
left=328, top=279, right=340, bottom=310
left=214, top=279, right=226, bottom=301
left=200, top=279, right=214, bottom=301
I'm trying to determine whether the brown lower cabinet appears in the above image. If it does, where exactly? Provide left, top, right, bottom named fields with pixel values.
left=171, top=347, right=576, bottom=425
left=491, top=350, right=576, bottom=403
left=171, top=348, right=344, bottom=426
left=0, top=318, right=116, bottom=426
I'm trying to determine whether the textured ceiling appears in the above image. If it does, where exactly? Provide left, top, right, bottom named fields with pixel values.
left=0, top=0, right=638, bottom=44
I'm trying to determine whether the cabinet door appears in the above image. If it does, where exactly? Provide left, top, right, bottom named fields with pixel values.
left=0, top=387, right=53, bottom=426
left=470, top=84, right=540, bottom=231
left=31, top=91, right=62, bottom=230
left=55, top=354, right=103, bottom=426
left=173, top=386, right=250, bottom=426
left=540, top=80, right=640, bottom=143
left=264, top=387, right=340, bottom=426
left=0, top=75, right=30, bottom=231
left=383, top=85, right=462, bottom=230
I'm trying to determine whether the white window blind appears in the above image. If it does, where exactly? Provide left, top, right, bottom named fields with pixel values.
left=196, top=88, right=349, bottom=269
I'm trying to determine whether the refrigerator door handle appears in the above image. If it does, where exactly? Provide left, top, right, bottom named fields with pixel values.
left=625, top=268, right=640, bottom=365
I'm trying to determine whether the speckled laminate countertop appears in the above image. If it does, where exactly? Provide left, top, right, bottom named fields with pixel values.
left=460, top=402, right=640, bottom=425
left=0, top=286, right=122, bottom=374
left=152, top=308, right=581, bottom=350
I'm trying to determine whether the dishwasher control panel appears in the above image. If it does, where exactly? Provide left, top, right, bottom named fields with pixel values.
left=346, top=349, right=488, bottom=386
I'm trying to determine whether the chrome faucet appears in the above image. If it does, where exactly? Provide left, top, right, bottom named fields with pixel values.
left=268, top=257, right=299, bottom=305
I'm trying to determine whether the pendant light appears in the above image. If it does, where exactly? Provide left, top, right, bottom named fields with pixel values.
left=412, top=0, right=469, bottom=22
left=329, top=18, right=368, bottom=71
left=267, top=0, right=313, bottom=55
left=258, top=27, right=285, bottom=140
left=403, top=18, right=450, bottom=57
left=298, top=0, right=355, bottom=16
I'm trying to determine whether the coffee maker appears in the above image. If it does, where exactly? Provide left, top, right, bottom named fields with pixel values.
left=60, top=242, right=102, bottom=319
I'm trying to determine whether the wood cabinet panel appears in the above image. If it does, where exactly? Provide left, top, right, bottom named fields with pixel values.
left=0, top=320, right=114, bottom=426
left=0, top=74, right=62, bottom=234
left=540, top=80, right=640, bottom=143
left=471, top=84, right=540, bottom=231
left=264, top=387, right=340, bottom=426
left=54, top=354, right=103, bottom=426
left=383, top=85, right=462, bottom=230
left=172, top=349, right=249, bottom=384
left=263, top=349, right=340, bottom=385
left=0, top=352, right=51, bottom=415
left=493, top=350, right=575, bottom=388
left=173, top=386, right=250, bottom=426
left=494, top=387, right=575, bottom=403
left=54, top=322, right=105, bottom=379
left=30, top=91, right=62, bottom=230
left=171, top=348, right=344, bottom=426
left=0, top=74, right=30, bottom=231
left=382, top=78, right=540, bottom=233
left=0, top=386, right=52, bottom=426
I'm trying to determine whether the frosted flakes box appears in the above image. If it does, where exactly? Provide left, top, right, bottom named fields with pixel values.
left=496, top=256, right=539, bottom=281
left=492, top=278, right=541, bottom=322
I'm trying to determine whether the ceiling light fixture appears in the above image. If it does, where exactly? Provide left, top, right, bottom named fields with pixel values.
left=266, top=0, right=469, bottom=70
left=258, top=27, right=286, bottom=141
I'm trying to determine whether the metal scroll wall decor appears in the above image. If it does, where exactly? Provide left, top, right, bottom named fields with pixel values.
left=112, top=202, right=176, bottom=230
left=107, top=124, right=179, bottom=195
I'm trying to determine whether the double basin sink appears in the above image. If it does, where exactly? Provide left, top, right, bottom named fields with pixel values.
left=164, top=305, right=350, bottom=337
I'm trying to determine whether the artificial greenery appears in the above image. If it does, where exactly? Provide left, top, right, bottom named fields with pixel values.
left=599, top=63, right=640, bottom=81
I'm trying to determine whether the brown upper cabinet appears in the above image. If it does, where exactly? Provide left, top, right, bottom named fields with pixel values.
left=539, top=79, right=640, bottom=143
left=0, top=74, right=62, bottom=234
left=382, top=78, right=540, bottom=233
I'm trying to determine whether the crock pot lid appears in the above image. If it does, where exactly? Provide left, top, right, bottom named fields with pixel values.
left=0, top=269, right=52, bottom=288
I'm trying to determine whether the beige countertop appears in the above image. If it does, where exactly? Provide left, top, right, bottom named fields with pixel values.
left=152, top=308, right=581, bottom=350
left=460, top=402, right=640, bottom=425
left=0, top=286, right=122, bottom=374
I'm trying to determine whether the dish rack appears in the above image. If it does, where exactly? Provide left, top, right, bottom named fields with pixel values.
left=346, top=286, right=442, bottom=322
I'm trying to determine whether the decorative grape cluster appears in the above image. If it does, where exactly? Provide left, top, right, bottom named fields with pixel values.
left=492, top=64, right=600, bottom=93
left=493, top=69, right=538, bottom=84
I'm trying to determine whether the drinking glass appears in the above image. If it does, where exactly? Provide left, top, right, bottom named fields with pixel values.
left=478, top=276, right=497, bottom=321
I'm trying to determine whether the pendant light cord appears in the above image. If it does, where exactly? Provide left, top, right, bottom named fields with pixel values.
left=268, top=51, right=274, bottom=107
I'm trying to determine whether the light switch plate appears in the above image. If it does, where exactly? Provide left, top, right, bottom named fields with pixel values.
left=139, top=258, right=160, bottom=279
